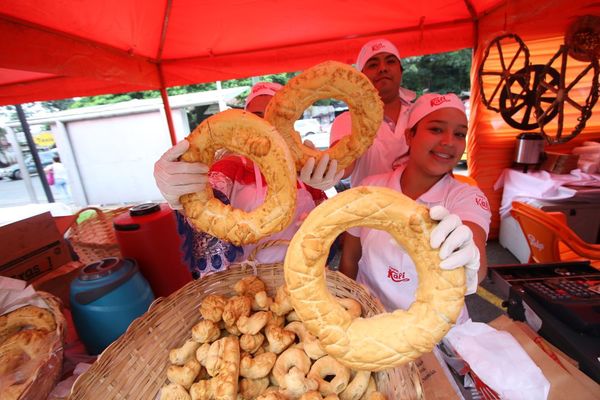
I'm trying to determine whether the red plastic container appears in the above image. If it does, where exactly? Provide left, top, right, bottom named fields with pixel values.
left=113, top=203, right=192, bottom=297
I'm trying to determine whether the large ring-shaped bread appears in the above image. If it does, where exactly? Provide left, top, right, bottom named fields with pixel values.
left=265, top=61, right=383, bottom=171
left=284, top=186, right=466, bottom=371
left=180, top=109, right=297, bottom=246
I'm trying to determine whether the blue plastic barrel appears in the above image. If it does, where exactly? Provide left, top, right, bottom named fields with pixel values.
left=70, top=257, right=154, bottom=355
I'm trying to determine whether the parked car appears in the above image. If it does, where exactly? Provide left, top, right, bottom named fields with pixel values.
left=294, top=118, right=321, bottom=136
left=0, top=150, right=57, bottom=180
left=294, top=118, right=330, bottom=150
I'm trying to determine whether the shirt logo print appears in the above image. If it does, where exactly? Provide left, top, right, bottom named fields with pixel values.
left=387, top=267, right=410, bottom=283
left=475, top=194, right=490, bottom=211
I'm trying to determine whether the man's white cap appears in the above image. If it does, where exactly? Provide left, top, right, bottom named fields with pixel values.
left=245, top=81, right=283, bottom=108
left=356, top=38, right=401, bottom=71
left=407, top=93, right=466, bottom=129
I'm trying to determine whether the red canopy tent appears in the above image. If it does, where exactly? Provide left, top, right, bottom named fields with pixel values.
left=0, top=0, right=505, bottom=105
left=0, top=0, right=598, bottom=237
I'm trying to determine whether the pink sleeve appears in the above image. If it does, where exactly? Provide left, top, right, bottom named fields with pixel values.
left=346, top=226, right=361, bottom=237
left=330, top=112, right=352, bottom=145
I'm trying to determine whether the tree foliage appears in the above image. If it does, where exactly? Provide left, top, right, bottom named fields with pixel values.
left=402, top=48, right=472, bottom=95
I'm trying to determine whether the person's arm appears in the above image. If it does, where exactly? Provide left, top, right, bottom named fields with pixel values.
left=464, top=221, right=488, bottom=283
left=338, top=232, right=362, bottom=279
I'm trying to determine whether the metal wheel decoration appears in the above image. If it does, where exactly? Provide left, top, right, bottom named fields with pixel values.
left=499, top=65, right=560, bottom=130
left=564, top=15, right=600, bottom=62
left=479, top=33, right=530, bottom=112
left=535, top=45, right=599, bottom=144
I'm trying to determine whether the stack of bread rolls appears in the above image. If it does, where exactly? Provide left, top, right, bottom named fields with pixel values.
left=160, top=276, right=387, bottom=400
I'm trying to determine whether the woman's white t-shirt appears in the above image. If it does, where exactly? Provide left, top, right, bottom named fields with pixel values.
left=350, top=166, right=491, bottom=314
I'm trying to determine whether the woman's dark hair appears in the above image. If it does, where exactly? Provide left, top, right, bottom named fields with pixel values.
left=53, top=155, right=60, bottom=162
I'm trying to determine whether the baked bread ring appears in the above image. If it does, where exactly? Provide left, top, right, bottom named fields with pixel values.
left=180, top=109, right=297, bottom=246
left=284, top=186, right=466, bottom=371
left=265, top=61, right=383, bottom=171
left=0, top=305, right=56, bottom=343
left=307, top=355, right=351, bottom=396
left=0, top=329, right=53, bottom=376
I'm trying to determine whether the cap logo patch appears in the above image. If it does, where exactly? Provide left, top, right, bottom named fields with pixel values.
left=430, top=95, right=451, bottom=107
left=371, top=42, right=385, bottom=52
left=252, top=83, right=270, bottom=93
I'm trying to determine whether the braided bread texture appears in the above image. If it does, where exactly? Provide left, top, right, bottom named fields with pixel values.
left=284, top=186, right=466, bottom=371
left=265, top=61, right=383, bottom=171
left=180, top=109, right=297, bottom=246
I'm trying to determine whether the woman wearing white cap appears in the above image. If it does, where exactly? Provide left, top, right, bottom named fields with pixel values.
left=153, top=82, right=326, bottom=277
left=339, top=93, right=491, bottom=319
left=325, top=38, right=417, bottom=188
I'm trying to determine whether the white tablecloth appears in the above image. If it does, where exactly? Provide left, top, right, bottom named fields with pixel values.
left=494, top=169, right=600, bottom=218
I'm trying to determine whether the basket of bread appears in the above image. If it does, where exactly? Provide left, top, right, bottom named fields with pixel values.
left=0, top=290, right=67, bottom=400
left=68, top=262, right=423, bottom=399
left=67, top=60, right=468, bottom=399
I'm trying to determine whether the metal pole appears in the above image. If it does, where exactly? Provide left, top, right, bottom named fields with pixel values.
left=157, top=65, right=177, bottom=146
left=15, top=104, right=55, bottom=202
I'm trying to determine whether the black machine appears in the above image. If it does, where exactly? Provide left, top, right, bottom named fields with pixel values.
left=490, top=261, right=600, bottom=384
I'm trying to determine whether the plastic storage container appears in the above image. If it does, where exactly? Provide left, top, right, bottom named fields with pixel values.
left=113, top=203, right=192, bottom=297
left=70, top=257, right=154, bottom=355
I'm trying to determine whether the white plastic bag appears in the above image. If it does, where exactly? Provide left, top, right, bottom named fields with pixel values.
left=445, top=320, right=550, bottom=400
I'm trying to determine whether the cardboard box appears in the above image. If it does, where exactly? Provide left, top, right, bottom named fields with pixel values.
left=416, top=350, right=462, bottom=399
left=0, top=212, right=74, bottom=282
left=0, top=239, right=73, bottom=282
left=0, top=212, right=62, bottom=265
left=489, top=315, right=600, bottom=400
left=31, top=261, right=84, bottom=308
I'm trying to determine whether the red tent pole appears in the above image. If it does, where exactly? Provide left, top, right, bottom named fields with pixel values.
left=158, top=65, right=177, bottom=145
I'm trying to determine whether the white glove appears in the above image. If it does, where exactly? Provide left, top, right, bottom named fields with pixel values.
left=153, top=140, right=209, bottom=210
left=572, top=141, right=600, bottom=174
left=300, top=140, right=344, bottom=190
left=429, top=205, right=480, bottom=295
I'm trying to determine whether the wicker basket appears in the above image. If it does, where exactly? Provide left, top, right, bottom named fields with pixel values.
left=66, top=207, right=130, bottom=265
left=68, top=263, right=424, bottom=399
left=14, top=291, right=67, bottom=400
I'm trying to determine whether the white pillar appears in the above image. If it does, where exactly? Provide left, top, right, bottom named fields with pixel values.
left=216, top=81, right=227, bottom=111
left=5, top=126, right=38, bottom=202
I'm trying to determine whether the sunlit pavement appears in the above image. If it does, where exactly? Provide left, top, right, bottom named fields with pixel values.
left=0, top=175, right=74, bottom=208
